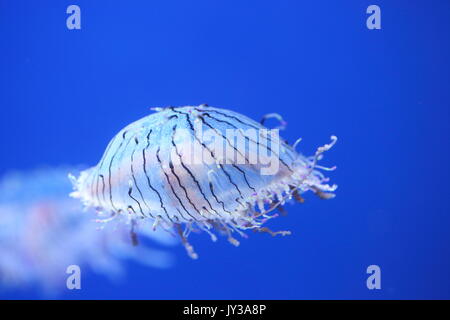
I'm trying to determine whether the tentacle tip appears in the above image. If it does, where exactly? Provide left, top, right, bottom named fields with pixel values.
left=69, top=191, right=80, bottom=199
left=131, top=235, right=139, bottom=246
left=68, top=173, right=77, bottom=184
left=185, top=244, right=199, bottom=259
left=317, top=191, right=336, bottom=200
left=189, top=252, right=199, bottom=260
left=228, top=238, right=240, bottom=247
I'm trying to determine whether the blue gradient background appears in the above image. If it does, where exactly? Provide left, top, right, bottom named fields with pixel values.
left=1, top=0, right=449, bottom=299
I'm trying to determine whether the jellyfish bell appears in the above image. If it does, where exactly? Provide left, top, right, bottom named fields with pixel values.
left=71, top=105, right=337, bottom=258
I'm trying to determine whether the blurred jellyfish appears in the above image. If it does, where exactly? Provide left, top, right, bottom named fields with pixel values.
left=0, top=167, right=176, bottom=293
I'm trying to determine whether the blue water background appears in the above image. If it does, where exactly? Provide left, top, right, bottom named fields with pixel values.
left=1, top=0, right=449, bottom=299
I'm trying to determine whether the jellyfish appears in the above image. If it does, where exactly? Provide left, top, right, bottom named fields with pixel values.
left=0, top=167, right=176, bottom=293
left=71, top=105, right=337, bottom=259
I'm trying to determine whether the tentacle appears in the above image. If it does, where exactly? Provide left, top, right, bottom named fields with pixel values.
left=260, top=113, right=288, bottom=130
left=292, top=137, right=303, bottom=150
left=130, top=219, right=139, bottom=246
left=291, top=187, right=305, bottom=203
left=175, top=223, right=198, bottom=259
left=253, top=227, right=291, bottom=237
